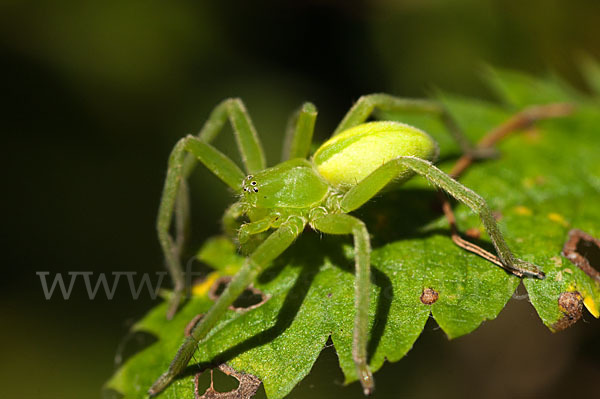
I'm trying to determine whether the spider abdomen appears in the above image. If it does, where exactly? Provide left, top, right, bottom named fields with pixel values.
left=312, top=121, right=438, bottom=189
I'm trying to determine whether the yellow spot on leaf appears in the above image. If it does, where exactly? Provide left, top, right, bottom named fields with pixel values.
left=547, top=212, right=569, bottom=227
left=584, top=296, right=600, bottom=318
left=192, top=272, right=220, bottom=297
left=564, top=268, right=573, bottom=274
left=514, top=205, right=532, bottom=216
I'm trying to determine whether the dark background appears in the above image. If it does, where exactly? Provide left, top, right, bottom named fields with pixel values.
left=1, top=1, right=599, bottom=398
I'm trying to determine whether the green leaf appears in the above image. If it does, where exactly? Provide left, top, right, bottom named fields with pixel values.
left=483, top=67, right=584, bottom=107
left=107, top=69, right=600, bottom=398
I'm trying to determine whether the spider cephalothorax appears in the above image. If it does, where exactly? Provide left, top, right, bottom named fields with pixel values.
left=150, top=94, right=544, bottom=396
left=241, top=158, right=329, bottom=210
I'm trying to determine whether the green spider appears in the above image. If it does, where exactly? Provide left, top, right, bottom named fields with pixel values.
left=149, top=94, right=545, bottom=396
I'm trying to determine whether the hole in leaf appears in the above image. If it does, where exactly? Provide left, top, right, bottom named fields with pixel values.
left=209, top=276, right=270, bottom=311
left=212, top=368, right=240, bottom=392
left=195, top=364, right=261, bottom=399
left=561, top=229, right=600, bottom=283
left=575, top=237, right=600, bottom=270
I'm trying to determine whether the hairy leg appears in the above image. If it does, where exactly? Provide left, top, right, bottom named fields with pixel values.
left=440, top=102, right=574, bottom=266
left=341, top=156, right=544, bottom=278
left=311, top=213, right=374, bottom=395
left=159, top=99, right=267, bottom=319
left=281, top=102, right=318, bottom=161
left=150, top=216, right=307, bottom=395
left=195, top=98, right=266, bottom=173
left=158, top=136, right=246, bottom=319
left=238, top=214, right=282, bottom=244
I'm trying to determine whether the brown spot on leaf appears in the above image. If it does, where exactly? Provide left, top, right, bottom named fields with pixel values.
left=195, top=364, right=261, bottom=399
left=209, top=276, right=270, bottom=311
left=561, top=229, right=600, bottom=283
left=185, top=314, right=205, bottom=337
left=551, top=291, right=583, bottom=332
left=420, top=288, right=439, bottom=305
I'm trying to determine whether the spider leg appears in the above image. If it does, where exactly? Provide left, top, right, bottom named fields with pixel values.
left=333, top=93, right=488, bottom=159
left=149, top=216, right=306, bottom=395
left=340, top=156, right=544, bottom=279
left=159, top=99, right=267, bottom=319
left=195, top=98, right=266, bottom=173
left=159, top=136, right=248, bottom=319
left=439, top=102, right=573, bottom=268
left=238, top=214, right=282, bottom=244
left=310, top=214, right=374, bottom=395
left=281, top=102, right=318, bottom=161
left=174, top=179, right=191, bottom=262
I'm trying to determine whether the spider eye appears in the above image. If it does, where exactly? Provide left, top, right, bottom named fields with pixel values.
left=253, top=187, right=259, bottom=193
left=251, top=181, right=257, bottom=186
